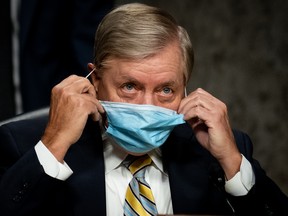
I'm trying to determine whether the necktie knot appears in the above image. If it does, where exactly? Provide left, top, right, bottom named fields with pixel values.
left=124, top=154, right=152, bottom=178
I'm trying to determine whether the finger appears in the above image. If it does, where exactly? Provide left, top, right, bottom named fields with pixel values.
left=82, top=94, right=105, bottom=114
left=184, top=105, right=211, bottom=122
left=61, top=77, right=96, bottom=96
left=78, top=94, right=105, bottom=122
left=51, top=76, right=93, bottom=101
left=56, top=75, right=83, bottom=89
left=178, top=88, right=202, bottom=113
left=178, top=94, right=212, bottom=117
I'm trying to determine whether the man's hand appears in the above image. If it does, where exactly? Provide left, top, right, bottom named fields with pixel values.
left=178, top=88, right=242, bottom=179
left=41, top=75, right=104, bottom=162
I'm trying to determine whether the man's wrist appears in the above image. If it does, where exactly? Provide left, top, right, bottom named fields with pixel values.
left=224, top=154, right=255, bottom=196
left=34, top=141, right=73, bottom=180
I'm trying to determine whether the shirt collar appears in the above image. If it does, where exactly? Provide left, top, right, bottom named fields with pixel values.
left=102, top=131, right=166, bottom=176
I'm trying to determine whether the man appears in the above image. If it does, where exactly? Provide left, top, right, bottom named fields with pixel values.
left=0, top=3, right=287, bottom=216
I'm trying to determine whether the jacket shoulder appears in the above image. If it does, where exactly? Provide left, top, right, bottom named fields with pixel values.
left=0, top=110, right=49, bottom=154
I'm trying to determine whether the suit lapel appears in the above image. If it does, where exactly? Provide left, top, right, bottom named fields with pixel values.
left=162, top=123, right=216, bottom=214
left=65, top=120, right=106, bottom=215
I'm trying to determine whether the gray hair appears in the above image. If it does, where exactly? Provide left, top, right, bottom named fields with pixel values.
left=93, top=3, right=194, bottom=84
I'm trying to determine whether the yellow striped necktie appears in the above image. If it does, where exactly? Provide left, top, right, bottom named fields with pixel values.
left=123, top=154, right=158, bottom=216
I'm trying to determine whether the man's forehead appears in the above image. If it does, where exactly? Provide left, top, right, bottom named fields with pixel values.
left=104, top=57, right=182, bottom=74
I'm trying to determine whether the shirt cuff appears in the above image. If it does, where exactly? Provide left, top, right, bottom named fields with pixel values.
left=224, top=154, right=255, bottom=196
left=34, top=141, right=73, bottom=180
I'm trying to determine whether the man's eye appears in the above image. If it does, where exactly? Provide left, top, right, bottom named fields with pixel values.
left=123, top=83, right=135, bottom=91
left=162, top=87, right=172, bottom=94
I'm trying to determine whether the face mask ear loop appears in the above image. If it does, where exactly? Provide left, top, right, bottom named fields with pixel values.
left=184, top=87, right=188, bottom=97
left=85, top=68, right=96, bottom=79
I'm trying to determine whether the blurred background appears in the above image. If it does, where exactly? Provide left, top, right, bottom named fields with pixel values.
left=1, top=0, right=287, bottom=195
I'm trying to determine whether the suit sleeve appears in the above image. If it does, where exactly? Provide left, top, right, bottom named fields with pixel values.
left=0, top=121, right=64, bottom=215
left=227, top=130, right=288, bottom=215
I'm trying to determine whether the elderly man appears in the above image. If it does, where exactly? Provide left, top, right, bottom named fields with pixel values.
left=0, top=3, right=287, bottom=216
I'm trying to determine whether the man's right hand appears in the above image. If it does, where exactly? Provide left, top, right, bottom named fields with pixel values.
left=41, top=75, right=104, bottom=162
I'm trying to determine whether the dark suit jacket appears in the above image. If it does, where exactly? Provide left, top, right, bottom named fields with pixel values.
left=0, top=115, right=287, bottom=216
left=19, top=0, right=114, bottom=112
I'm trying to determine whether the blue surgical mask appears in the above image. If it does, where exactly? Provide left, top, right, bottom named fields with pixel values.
left=100, top=101, right=185, bottom=154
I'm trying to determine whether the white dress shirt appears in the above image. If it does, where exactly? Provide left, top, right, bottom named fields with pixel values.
left=35, top=130, right=255, bottom=215
left=102, top=133, right=173, bottom=215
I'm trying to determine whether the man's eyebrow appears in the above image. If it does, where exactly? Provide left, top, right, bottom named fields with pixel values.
left=119, top=75, right=140, bottom=82
left=154, top=81, right=178, bottom=89
left=160, top=81, right=177, bottom=86
left=120, top=76, right=176, bottom=85
left=117, top=75, right=144, bottom=86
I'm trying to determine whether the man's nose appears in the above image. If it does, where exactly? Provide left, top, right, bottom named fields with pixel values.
left=140, top=94, right=156, bottom=106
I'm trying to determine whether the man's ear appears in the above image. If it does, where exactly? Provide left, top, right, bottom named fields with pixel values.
left=87, top=62, right=95, bottom=73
